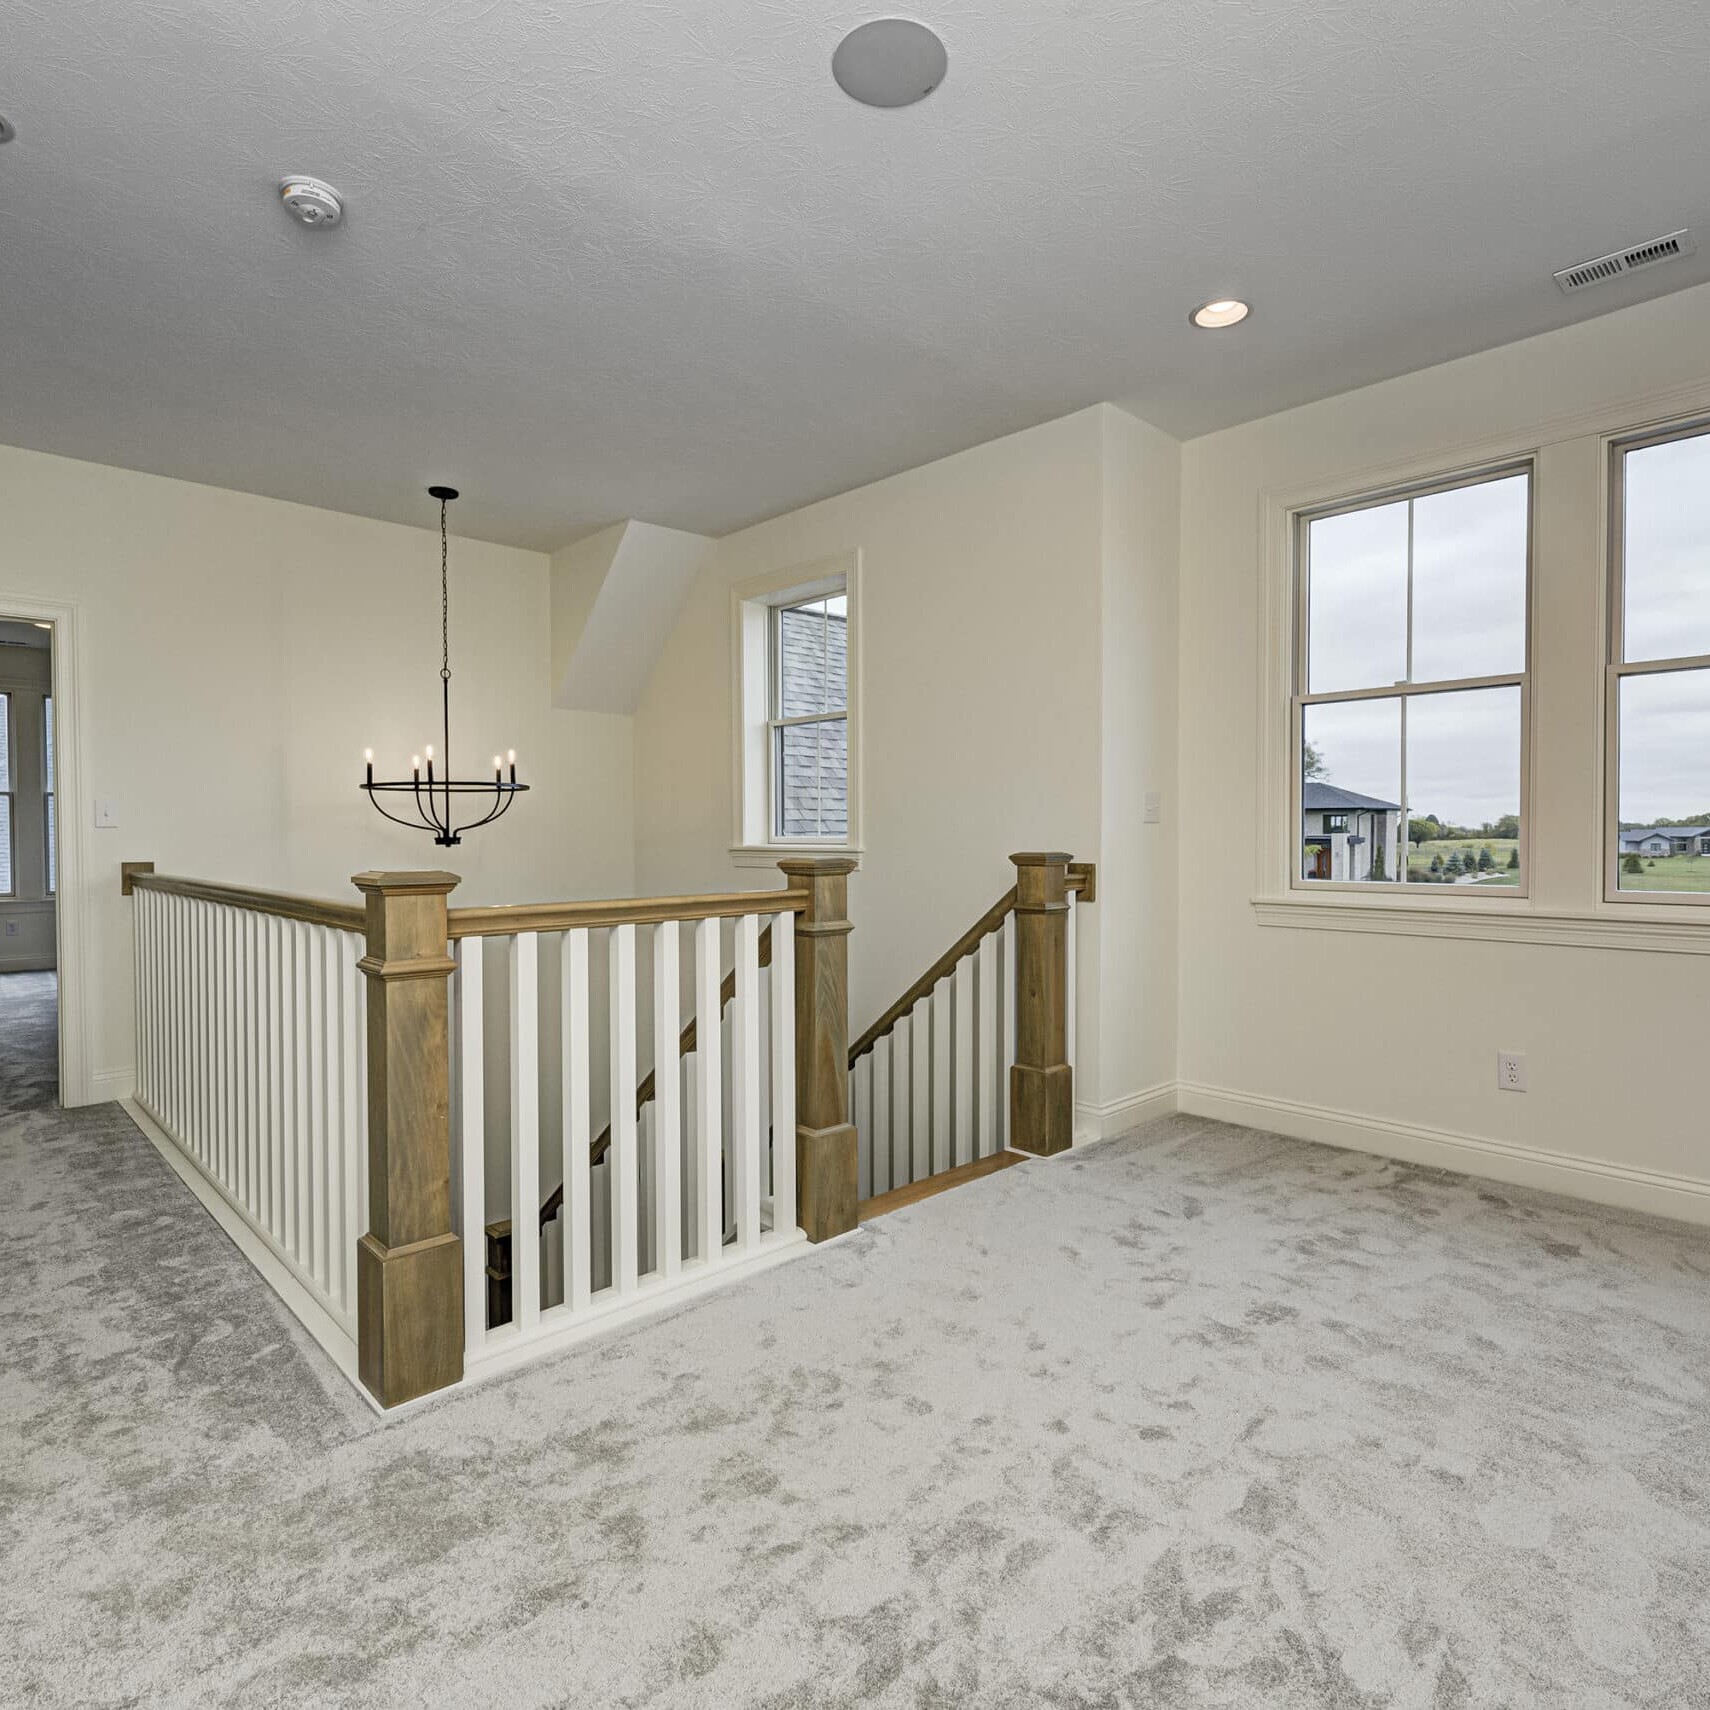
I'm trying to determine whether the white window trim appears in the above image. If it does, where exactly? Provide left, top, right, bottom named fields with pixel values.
left=1285, top=459, right=1536, bottom=904
left=1253, top=376, right=1710, bottom=951
left=729, top=550, right=863, bottom=869
left=1602, top=416, right=1710, bottom=909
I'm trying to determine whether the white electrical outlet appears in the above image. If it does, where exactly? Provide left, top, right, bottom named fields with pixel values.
left=1497, top=1051, right=1527, bottom=1092
left=3, top=920, right=17, bottom=938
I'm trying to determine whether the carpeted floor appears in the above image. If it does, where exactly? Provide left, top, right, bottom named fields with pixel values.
left=4, top=971, right=1708, bottom=1708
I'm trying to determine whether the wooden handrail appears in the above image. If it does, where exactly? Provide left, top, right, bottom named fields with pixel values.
left=847, top=887, right=1015, bottom=1065
left=846, top=861, right=1093, bottom=1066
left=123, top=868, right=366, bottom=933
left=447, top=888, right=807, bottom=939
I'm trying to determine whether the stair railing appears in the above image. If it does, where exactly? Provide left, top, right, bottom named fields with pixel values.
left=847, top=853, right=1093, bottom=1211
left=123, top=856, right=860, bottom=1411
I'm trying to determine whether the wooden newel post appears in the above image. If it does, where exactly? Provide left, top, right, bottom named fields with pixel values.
left=352, top=869, right=463, bottom=1408
left=1009, top=851, right=1073, bottom=1157
left=779, top=857, right=859, bottom=1242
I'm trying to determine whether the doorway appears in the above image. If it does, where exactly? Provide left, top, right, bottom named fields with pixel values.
left=0, top=613, right=62, bottom=1110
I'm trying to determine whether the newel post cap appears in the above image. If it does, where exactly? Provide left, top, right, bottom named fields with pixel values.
left=776, top=856, right=860, bottom=879
left=350, top=870, right=462, bottom=897
left=1009, top=851, right=1073, bottom=868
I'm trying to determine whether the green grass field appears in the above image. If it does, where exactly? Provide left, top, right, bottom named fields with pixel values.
left=1615, top=854, right=1710, bottom=893
left=1407, top=837, right=1520, bottom=887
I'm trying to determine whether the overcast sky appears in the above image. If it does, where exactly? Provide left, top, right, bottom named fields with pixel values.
left=1620, top=433, right=1710, bottom=822
left=1306, top=476, right=1526, bottom=826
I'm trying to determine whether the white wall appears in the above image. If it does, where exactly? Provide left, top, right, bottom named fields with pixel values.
left=629, top=404, right=1182, bottom=1123
left=1178, top=280, right=1710, bottom=1221
left=631, top=409, right=1106, bottom=1083
left=0, top=442, right=634, bottom=1104
left=1093, top=406, right=1180, bottom=1127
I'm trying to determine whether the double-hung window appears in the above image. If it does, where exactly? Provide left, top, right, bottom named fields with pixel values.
left=1608, top=422, right=1710, bottom=902
left=771, top=594, right=848, bottom=840
left=1294, top=465, right=1531, bottom=892
left=0, top=693, right=12, bottom=897
left=730, top=552, right=861, bottom=862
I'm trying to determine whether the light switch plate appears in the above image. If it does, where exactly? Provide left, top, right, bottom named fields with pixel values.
left=94, top=798, right=118, bottom=828
left=1144, top=791, right=1161, bottom=825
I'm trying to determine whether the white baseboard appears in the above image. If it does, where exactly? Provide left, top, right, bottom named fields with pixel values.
left=1074, top=1081, right=1179, bottom=1145
left=1176, top=1080, right=1710, bottom=1229
left=85, top=1066, right=135, bottom=1104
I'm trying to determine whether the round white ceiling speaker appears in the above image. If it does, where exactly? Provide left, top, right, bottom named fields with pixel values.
left=279, top=176, right=344, bottom=228
left=832, top=19, right=947, bottom=108
left=0, top=115, right=17, bottom=145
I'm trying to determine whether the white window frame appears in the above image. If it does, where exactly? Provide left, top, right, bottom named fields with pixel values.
left=1604, top=416, right=1710, bottom=908
left=1288, top=460, right=1535, bottom=902
left=729, top=551, right=862, bottom=867
left=43, top=692, right=55, bottom=896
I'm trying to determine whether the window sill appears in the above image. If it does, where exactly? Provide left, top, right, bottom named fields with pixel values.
left=1252, top=894, right=1710, bottom=954
left=730, top=844, right=863, bottom=871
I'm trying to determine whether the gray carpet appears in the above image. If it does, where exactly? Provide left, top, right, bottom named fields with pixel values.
left=4, top=971, right=1708, bottom=1708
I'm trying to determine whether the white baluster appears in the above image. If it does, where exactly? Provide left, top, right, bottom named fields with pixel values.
left=911, top=999, right=931, bottom=1182
left=769, top=910, right=796, bottom=1233
left=932, top=976, right=952, bottom=1175
left=890, top=1011, right=912, bottom=1190
left=562, top=928, right=591, bottom=1314
left=459, top=935, right=486, bottom=1354
left=1065, top=888, right=1077, bottom=1077
left=608, top=923, right=638, bottom=1295
left=511, top=931, right=542, bottom=1332
left=1000, top=910, right=1016, bottom=1151
left=871, top=1033, right=892, bottom=1196
left=732, top=912, right=762, bottom=1251
left=338, top=931, right=361, bottom=1319
left=653, top=920, right=682, bottom=1280
left=853, top=1054, right=872, bottom=1202
left=977, top=931, right=1000, bottom=1158
left=693, top=917, right=722, bottom=1265
left=954, top=954, right=975, bottom=1168
left=306, top=924, right=327, bottom=1287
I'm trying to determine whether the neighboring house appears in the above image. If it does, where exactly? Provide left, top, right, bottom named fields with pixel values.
left=1302, top=782, right=1402, bottom=882
left=1617, top=825, right=1710, bottom=857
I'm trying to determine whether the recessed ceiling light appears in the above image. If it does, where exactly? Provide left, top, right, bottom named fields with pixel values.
left=832, top=19, right=948, bottom=108
left=1190, top=298, right=1250, bottom=330
left=0, top=115, right=16, bottom=145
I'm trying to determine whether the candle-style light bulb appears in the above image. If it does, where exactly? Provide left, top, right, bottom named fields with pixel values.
left=507, top=749, right=516, bottom=764
left=508, top=748, right=517, bottom=783
left=425, top=744, right=433, bottom=760
left=493, top=755, right=502, bottom=774
left=364, top=748, right=374, bottom=786
left=412, top=755, right=422, bottom=775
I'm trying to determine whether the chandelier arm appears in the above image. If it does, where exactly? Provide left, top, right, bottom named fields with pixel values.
left=454, top=787, right=511, bottom=838
left=364, top=791, right=444, bottom=834
left=412, top=776, right=447, bottom=835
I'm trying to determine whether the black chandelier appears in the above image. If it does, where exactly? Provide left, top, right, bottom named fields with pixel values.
left=361, top=486, right=528, bottom=847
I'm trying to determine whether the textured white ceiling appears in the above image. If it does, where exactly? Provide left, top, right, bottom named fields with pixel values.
left=3, top=2, right=1709, bottom=549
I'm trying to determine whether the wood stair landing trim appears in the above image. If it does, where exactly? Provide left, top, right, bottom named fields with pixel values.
left=857, top=1149, right=1028, bottom=1222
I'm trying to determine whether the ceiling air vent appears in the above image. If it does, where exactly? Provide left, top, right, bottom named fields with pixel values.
left=1555, top=229, right=1696, bottom=294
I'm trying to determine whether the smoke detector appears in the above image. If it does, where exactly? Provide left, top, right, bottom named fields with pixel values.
left=279, top=176, right=344, bottom=229
left=1555, top=229, right=1694, bottom=294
